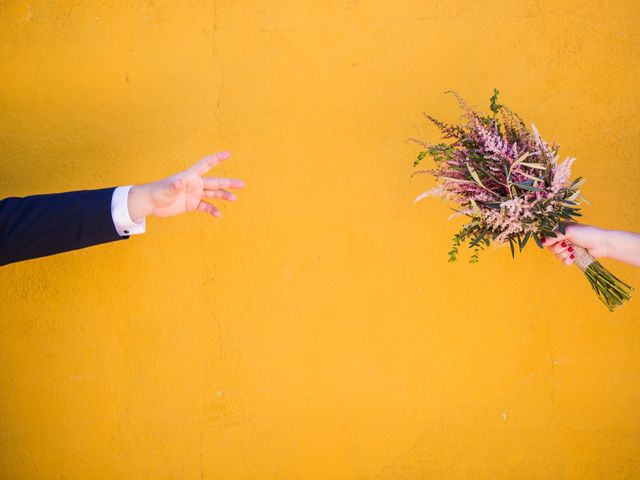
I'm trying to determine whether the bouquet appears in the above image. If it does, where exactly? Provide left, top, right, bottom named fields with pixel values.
left=411, top=89, right=634, bottom=311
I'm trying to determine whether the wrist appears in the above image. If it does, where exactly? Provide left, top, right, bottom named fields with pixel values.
left=127, top=184, right=153, bottom=222
left=598, top=228, right=620, bottom=260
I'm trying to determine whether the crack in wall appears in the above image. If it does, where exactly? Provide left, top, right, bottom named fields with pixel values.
left=545, top=317, right=557, bottom=425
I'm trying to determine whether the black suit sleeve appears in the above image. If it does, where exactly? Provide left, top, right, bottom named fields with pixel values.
left=0, top=187, right=127, bottom=266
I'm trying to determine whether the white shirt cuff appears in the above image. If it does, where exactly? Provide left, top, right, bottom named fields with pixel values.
left=111, top=185, right=146, bottom=236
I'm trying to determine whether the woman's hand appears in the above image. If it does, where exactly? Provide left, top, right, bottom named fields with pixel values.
left=542, top=223, right=640, bottom=267
left=542, top=223, right=610, bottom=266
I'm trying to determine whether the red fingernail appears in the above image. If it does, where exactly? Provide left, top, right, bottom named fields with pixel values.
left=561, top=242, right=567, bottom=247
left=568, top=247, right=574, bottom=252
left=570, top=254, right=575, bottom=259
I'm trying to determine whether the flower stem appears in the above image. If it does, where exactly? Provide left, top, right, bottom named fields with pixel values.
left=572, top=245, right=634, bottom=311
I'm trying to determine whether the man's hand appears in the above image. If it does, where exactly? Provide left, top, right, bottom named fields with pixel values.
left=127, top=151, right=244, bottom=222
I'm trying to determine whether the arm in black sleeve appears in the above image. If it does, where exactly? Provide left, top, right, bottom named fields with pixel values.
left=0, top=187, right=127, bottom=266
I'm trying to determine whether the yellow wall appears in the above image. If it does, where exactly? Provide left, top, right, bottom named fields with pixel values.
left=1, top=1, right=640, bottom=478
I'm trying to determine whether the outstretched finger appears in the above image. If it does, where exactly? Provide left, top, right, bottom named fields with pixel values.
left=190, top=151, right=231, bottom=176
left=204, top=189, right=237, bottom=201
left=197, top=200, right=221, bottom=218
left=203, top=177, right=245, bottom=190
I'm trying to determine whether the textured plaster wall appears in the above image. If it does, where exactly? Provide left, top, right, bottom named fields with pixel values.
left=1, top=1, right=640, bottom=478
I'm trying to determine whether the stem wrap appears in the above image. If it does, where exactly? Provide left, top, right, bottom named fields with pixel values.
left=570, top=244, right=596, bottom=272
left=563, top=242, right=634, bottom=311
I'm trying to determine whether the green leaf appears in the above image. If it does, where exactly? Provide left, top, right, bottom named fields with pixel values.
left=490, top=88, right=501, bottom=115
left=513, top=182, right=542, bottom=192
left=413, top=151, right=428, bottom=167
left=510, top=152, right=537, bottom=173
left=469, top=227, right=488, bottom=248
left=503, top=162, right=511, bottom=182
left=566, top=190, right=580, bottom=201
left=466, top=164, right=487, bottom=190
left=532, top=232, right=544, bottom=249
left=569, top=177, right=586, bottom=189
left=519, top=162, right=546, bottom=170
left=508, top=238, right=515, bottom=258
left=578, top=194, right=591, bottom=206
left=518, top=171, right=544, bottom=182
left=469, top=198, right=481, bottom=216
